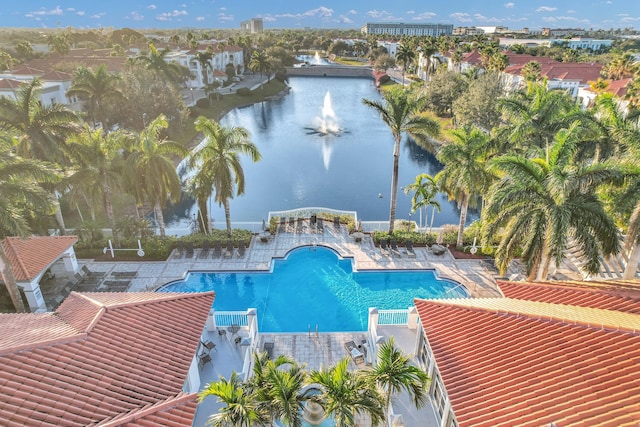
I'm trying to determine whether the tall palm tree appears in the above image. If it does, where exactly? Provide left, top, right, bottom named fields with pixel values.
left=198, top=372, right=265, bottom=427
left=483, top=123, right=628, bottom=281
left=362, top=86, right=440, bottom=235
left=64, top=126, right=127, bottom=233
left=436, top=127, right=493, bottom=247
left=249, top=50, right=273, bottom=81
left=367, top=337, right=430, bottom=424
left=195, top=48, right=214, bottom=86
left=603, top=52, right=638, bottom=80
left=309, top=358, right=385, bottom=427
left=66, top=64, right=124, bottom=131
left=125, top=115, right=187, bottom=238
left=136, top=42, right=186, bottom=84
left=395, top=44, right=415, bottom=86
left=404, top=173, right=441, bottom=233
left=0, top=77, right=80, bottom=232
left=189, top=116, right=261, bottom=237
left=265, top=359, right=308, bottom=426
left=0, top=135, right=60, bottom=312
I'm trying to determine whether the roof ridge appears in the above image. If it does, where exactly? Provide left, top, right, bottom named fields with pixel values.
left=3, top=238, right=30, bottom=281
left=98, top=392, right=196, bottom=426
left=99, top=291, right=216, bottom=310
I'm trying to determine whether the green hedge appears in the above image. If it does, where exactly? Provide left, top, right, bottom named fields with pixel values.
left=236, top=87, right=251, bottom=96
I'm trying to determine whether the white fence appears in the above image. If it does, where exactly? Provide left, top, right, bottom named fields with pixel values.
left=377, top=309, right=409, bottom=325
left=268, top=207, right=358, bottom=224
left=214, top=311, right=248, bottom=327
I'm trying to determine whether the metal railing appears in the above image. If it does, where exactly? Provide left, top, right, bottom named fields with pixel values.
left=268, top=207, right=357, bottom=224
left=377, top=309, right=409, bottom=325
left=214, top=311, right=248, bottom=327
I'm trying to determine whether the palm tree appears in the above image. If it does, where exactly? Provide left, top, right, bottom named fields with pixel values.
left=66, top=65, right=124, bottom=131
left=125, top=115, right=187, bottom=238
left=367, top=337, right=430, bottom=424
left=249, top=50, right=273, bottom=81
left=521, top=60, right=542, bottom=82
left=136, top=42, right=186, bottom=84
left=309, top=358, right=385, bottom=427
left=436, top=127, right=493, bottom=248
left=603, top=52, right=638, bottom=80
left=0, top=135, right=60, bottom=312
left=189, top=116, right=261, bottom=237
left=395, top=44, right=415, bottom=86
left=195, top=48, right=214, bottom=86
left=362, top=86, right=440, bottom=235
left=198, top=372, right=265, bottom=427
left=404, top=173, right=441, bottom=233
left=64, top=126, right=127, bottom=233
left=483, top=123, right=628, bottom=281
left=265, top=359, right=308, bottom=426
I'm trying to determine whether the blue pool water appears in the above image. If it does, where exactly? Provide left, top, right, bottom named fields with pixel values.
left=160, top=246, right=468, bottom=332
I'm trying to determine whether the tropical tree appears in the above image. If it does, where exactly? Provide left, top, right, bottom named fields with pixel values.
left=483, top=123, right=629, bottom=281
left=521, top=60, right=542, bottom=82
left=404, top=173, right=440, bottom=233
left=64, top=126, right=127, bottom=233
left=603, top=52, right=638, bottom=80
left=136, top=43, right=187, bottom=84
left=190, top=116, right=261, bottom=236
left=395, top=44, right=415, bottom=86
left=124, top=115, right=187, bottom=238
left=367, top=337, right=430, bottom=423
left=309, top=358, right=385, bottom=427
left=249, top=50, right=273, bottom=81
left=436, top=127, right=493, bottom=247
left=362, top=86, right=440, bottom=235
left=195, top=48, right=214, bottom=86
left=66, top=64, right=124, bottom=131
left=0, top=135, right=61, bottom=312
left=198, top=371, right=264, bottom=427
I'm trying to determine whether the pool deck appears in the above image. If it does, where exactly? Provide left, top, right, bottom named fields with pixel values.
left=45, top=224, right=546, bottom=426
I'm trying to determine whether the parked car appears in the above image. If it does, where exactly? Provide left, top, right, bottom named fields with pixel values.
left=232, top=76, right=242, bottom=82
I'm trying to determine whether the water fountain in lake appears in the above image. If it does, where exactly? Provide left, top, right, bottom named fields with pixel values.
left=304, top=91, right=346, bottom=170
left=313, top=51, right=322, bottom=65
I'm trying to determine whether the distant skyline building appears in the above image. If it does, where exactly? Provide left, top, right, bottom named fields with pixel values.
left=361, top=22, right=453, bottom=37
left=240, top=18, right=263, bottom=33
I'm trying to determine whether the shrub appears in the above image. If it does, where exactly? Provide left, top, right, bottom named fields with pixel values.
left=378, top=74, right=391, bottom=85
left=371, top=230, right=437, bottom=246
left=236, top=87, right=251, bottom=96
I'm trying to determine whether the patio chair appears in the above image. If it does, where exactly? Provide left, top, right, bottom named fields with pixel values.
left=405, top=239, right=416, bottom=257
left=225, top=240, right=235, bottom=258
left=279, top=216, right=286, bottom=232
left=213, top=240, right=222, bottom=258
left=379, top=239, right=389, bottom=255
left=199, top=240, right=210, bottom=259
left=237, top=240, right=246, bottom=258
left=317, top=217, right=324, bottom=233
left=344, top=340, right=365, bottom=365
left=263, top=341, right=274, bottom=359
left=198, top=352, right=213, bottom=369
left=389, top=239, right=401, bottom=257
left=218, top=328, right=227, bottom=340
left=296, top=217, right=304, bottom=233
left=174, top=241, right=184, bottom=259
left=288, top=217, right=295, bottom=231
left=185, top=242, right=195, bottom=258
left=333, top=216, right=341, bottom=229
left=201, top=339, right=216, bottom=353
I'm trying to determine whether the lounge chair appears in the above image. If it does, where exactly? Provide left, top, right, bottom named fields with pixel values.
left=333, top=216, right=341, bottom=229
left=264, top=341, right=274, bottom=359
left=405, top=239, right=416, bottom=257
left=344, top=340, right=365, bottom=365
left=199, top=240, right=210, bottom=259
left=185, top=242, right=195, bottom=258
left=288, top=217, right=295, bottom=231
left=225, top=240, right=235, bottom=258
left=389, top=239, right=401, bottom=257
left=174, top=241, right=184, bottom=259
left=317, top=217, right=324, bottom=233
left=213, top=240, right=222, bottom=258
left=237, top=240, right=246, bottom=258
left=279, top=216, right=286, bottom=232
left=296, top=217, right=304, bottom=233
left=380, top=239, right=389, bottom=255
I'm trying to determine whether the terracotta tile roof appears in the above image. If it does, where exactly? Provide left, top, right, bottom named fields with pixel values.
left=415, top=292, right=640, bottom=427
left=583, top=77, right=632, bottom=98
left=0, top=78, right=25, bottom=90
left=1, top=236, right=78, bottom=281
left=0, top=313, right=80, bottom=354
left=504, top=61, right=603, bottom=84
left=499, top=280, right=640, bottom=314
left=0, top=291, right=214, bottom=426
left=504, top=52, right=559, bottom=66
left=100, top=393, right=198, bottom=427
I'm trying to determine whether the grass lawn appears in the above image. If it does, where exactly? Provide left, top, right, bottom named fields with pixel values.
left=333, top=57, right=370, bottom=66
left=175, top=79, right=288, bottom=149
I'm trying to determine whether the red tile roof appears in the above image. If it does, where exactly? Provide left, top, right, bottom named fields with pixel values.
left=499, top=280, right=640, bottom=314
left=504, top=61, right=603, bottom=84
left=0, top=78, right=25, bottom=90
left=415, top=290, right=640, bottom=427
left=1, top=236, right=78, bottom=281
left=100, top=393, right=198, bottom=427
left=0, top=291, right=214, bottom=426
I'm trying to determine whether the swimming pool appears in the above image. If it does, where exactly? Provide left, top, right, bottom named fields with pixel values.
left=160, top=246, right=468, bottom=332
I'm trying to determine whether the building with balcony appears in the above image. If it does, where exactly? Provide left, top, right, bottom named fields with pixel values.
left=361, top=22, right=453, bottom=37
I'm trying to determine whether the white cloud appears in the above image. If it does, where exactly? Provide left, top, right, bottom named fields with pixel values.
left=412, top=12, right=437, bottom=21
left=542, top=15, right=590, bottom=24
left=272, top=7, right=334, bottom=20
left=66, top=8, right=75, bottom=11
left=260, top=15, right=276, bottom=22
left=504, top=2, right=515, bottom=8
left=567, top=9, right=576, bottom=13
left=450, top=12, right=472, bottom=22
left=220, top=7, right=226, bottom=11
left=347, top=9, right=357, bottom=15
left=338, top=15, right=354, bottom=24
left=367, top=9, right=387, bottom=18
left=26, top=6, right=64, bottom=17
left=90, top=12, right=106, bottom=19
left=474, top=13, right=503, bottom=23
left=126, top=11, right=144, bottom=21
left=76, top=11, right=85, bottom=16
left=218, top=12, right=234, bottom=21
left=147, top=4, right=157, bottom=10
left=536, top=6, right=558, bottom=12
left=156, top=10, right=187, bottom=21
left=196, top=16, right=205, bottom=21
left=406, top=10, right=415, bottom=15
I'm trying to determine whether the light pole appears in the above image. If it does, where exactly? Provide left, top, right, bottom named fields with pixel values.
left=190, top=87, right=194, bottom=105
left=142, top=112, right=147, bottom=127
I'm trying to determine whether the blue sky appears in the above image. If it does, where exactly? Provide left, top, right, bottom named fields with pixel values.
left=6, top=1, right=639, bottom=30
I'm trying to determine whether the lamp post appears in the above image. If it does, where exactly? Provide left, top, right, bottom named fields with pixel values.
left=142, top=113, right=147, bottom=127
left=190, top=87, right=195, bottom=105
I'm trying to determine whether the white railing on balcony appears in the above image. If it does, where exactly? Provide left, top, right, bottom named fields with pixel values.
left=268, top=207, right=357, bottom=224
left=214, top=311, right=248, bottom=327
left=377, top=309, right=409, bottom=325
